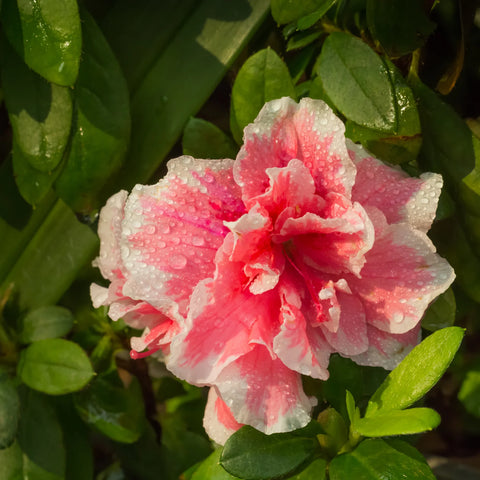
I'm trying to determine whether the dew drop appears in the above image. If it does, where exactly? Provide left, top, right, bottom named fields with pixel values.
left=169, top=254, right=187, bottom=269
left=192, top=236, right=205, bottom=246
left=146, top=225, right=156, bottom=234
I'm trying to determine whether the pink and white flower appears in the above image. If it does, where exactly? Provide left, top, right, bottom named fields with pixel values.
left=91, top=97, right=454, bottom=444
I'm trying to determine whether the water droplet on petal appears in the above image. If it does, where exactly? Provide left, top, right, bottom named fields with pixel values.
left=192, top=236, right=205, bottom=246
left=392, top=312, right=404, bottom=323
left=169, top=254, right=187, bottom=269
left=146, top=225, right=156, bottom=234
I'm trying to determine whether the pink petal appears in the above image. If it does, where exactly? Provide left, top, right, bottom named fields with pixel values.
left=93, top=190, right=128, bottom=281
left=168, top=245, right=280, bottom=384
left=203, top=387, right=243, bottom=445
left=349, top=222, right=455, bottom=334
left=235, top=97, right=356, bottom=208
left=273, top=272, right=331, bottom=379
left=214, top=346, right=316, bottom=434
left=120, top=156, right=244, bottom=319
left=349, top=142, right=443, bottom=233
left=320, top=289, right=368, bottom=357
left=350, top=324, right=420, bottom=370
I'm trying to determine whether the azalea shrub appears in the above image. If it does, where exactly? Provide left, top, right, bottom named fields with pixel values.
left=0, top=1, right=480, bottom=479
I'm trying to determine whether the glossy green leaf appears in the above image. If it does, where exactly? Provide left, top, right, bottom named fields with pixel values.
left=19, top=305, right=74, bottom=343
left=296, top=1, right=337, bottom=30
left=54, top=10, right=130, bottom=213
left=0, top=373, right=19, bottom=449
left=458, top=368, right=480, bottom=418
left=182, top=118, right=238, bottom=159
left=17, top=388, right=65, bottom=478
left=101, top=0, right=197, bottom=93
left=11, top=143, right=60, bottom=205
left=1, top=0, right=81, bottom=86
left=329, top=438, right=435, bottom=480
left=220, top=425, right=318, bottom=480
left=230, top=48, right=296, bottom=143
left=287, top=31, right=321, bottom=51
left=289, top=458, right=327, bottom=480
left=317, top=32, right=396, bottom=132
left=271, top=0, right=330, bottom=24
left=422, top=288, right=456, bottom=332
left=0, top=198, right=99, bottom=310
left=354, top=408, right=440, bottom=437
left=18, top=338, right=94, bottom=395
left=119, top=0, right=270, bottom=188
left=191, top=449, right=238, bottom=480
left=1, top=45, right=72, bottom=173
left=366, top=327, right=464, bottom=416
left=74, top=371, right=146, bottom=443
left=366, top=0, right=435, bottom=57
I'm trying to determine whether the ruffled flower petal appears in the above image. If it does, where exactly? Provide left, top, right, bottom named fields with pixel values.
left=120, top=156, right=244, bottom=320
left=349, top=142, right=443, bottom=233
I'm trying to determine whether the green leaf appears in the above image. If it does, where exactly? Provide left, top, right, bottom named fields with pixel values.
left=19, top=305, right=74, bottom=344
left=1, top=0, right=81, bottom=86
left=1, top=44, right=73, bottom=173
left=271, top=0, right=330, bottom=25
left=18, top=338, right=94, bottom=395
left=55, top=9, right=130, bottom=213
left=220, top=425, right=318, bottom=480
left=0, top=441, right=23, bottom=480
left=286, top=31, right=322, bottom=52
left=100, top=0, right=197, bottom=94
left=296, top=1, right=337, bottom=30
left=316, top=408, right=348, bottom=456
left=354, top=408, right=441, bottom=437
left=230, top=48, right=296, bottom=143
left=0, top=373, right=19, bottom=449
left=74, top=371, right=146, bottom=443
left=191, top=449, right=238, bottom=480
left=0, top=198, right=99, bottom=310
left=11, top=143, right=60, bottom=205
left=182, top=118, right=238, bottom=159
left=317, top=32, right=396, bottom=132
left=118, top=0, right=270, bottom=188
left=329, top=438, right=435, bottom=480
left=422, top=288, right=456, bottom=332
left=366, top=327, right=464, bottom=416
left=17, top=388, right=65, bottom=478
left=288, top=458, right=327, bottom=480
left=366, top=0, right=435, bottom=57
left=458, top=368, right=480, bottom=418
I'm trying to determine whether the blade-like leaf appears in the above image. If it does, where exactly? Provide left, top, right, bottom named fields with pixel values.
left=366, top=327, right=464, bottom=416
left=1, top=0, right=81, bottom=85
left=55, top=9, right=130, bottom=213
left=18, top=338, right=94, bottom=395
left=191, top=449, right=238, bottom=480
left=354, top=408, right=441, bottom=437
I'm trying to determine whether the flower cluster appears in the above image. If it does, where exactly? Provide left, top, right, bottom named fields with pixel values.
left=91, top=97, right=454, bottom=444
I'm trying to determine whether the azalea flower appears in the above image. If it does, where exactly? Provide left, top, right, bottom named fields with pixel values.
left=91, top=97, right=454, bottom=444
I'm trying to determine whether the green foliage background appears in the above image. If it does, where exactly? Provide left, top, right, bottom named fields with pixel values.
left=1, top=0, right=480, bottom=478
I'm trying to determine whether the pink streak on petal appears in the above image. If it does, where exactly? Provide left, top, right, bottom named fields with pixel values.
left=214, top=346, right=316, bottom=434
left=122, top=157, right=245, bottom=318
left=203, top=387, right=243, bottom=445
left=168, top=246, right=281, bottom=385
